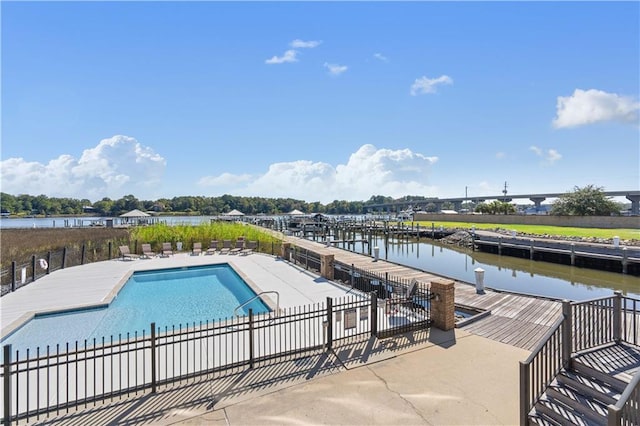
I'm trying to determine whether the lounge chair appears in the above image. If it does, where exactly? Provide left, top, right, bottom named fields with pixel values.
left=240, top=240, right=257, bottom=256
left=230, top=240, right=245, bottom=255
left=205, top=240, right=218, bottom=255
left=219, top=240, right=232, bottom=254
left=119, top=245, right=140, bottom=261
left=141, top=243, right=156, bottom=258
left=162, top=242, right=174, bottom=257
left=406, top=280, right=418, bottom=298
left=192, top=242, right=202, bottom=256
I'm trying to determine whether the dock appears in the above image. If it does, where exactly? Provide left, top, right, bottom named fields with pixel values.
left=285, top=235, right=563, bottom=351
left=473, top=231, right=640, bottom=275
left=281, top=219, right=640, bottom=276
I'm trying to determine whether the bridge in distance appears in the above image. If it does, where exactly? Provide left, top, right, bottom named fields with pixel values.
left=365, top=190, right=640, bottom=215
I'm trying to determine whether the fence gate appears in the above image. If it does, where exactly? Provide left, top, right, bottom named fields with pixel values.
left=376, top=281, right=431, bottom=338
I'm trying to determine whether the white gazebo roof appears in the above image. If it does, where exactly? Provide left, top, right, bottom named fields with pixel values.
left=120, top=209, right=151, bottom=217
left=225, top=209, right=245, bottom=216
left=287, top=209, right=305, bottom=215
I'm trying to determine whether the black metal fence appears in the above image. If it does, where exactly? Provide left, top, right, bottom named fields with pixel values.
left=0, top=241, right=124, bottom=297
left=1, top=240, right=284, bottom=298
left=290, top=246, right=321, bottom=272
left=1, top=288, right=431, bottom=424
left=288, top=245, right=432, bottom=338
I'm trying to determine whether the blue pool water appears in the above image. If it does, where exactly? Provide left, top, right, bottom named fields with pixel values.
left=1, top=264, right=270, bottom=353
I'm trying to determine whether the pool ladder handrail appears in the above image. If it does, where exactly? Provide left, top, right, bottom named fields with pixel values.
left=234, top=291, right=280, bottom=317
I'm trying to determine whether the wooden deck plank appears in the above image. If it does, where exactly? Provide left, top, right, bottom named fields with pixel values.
left=287, top=236, right=564, bottom=351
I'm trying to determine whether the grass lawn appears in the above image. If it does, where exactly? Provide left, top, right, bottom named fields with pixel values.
left=410, top=221, right=639, bottom=241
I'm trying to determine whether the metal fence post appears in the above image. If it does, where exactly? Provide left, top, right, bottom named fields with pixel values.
left=613, top=290, right=622, bottom=343
left=249, top=309, right=255, bottom=369
left=108, top=242, right=112, bottom=260
left=46, top=251, right=51, bottom=274
left=11, top=262, right=15, bottom=292
left=150, top=322, right=157, bottom=393
left=31, top=255, right=36, bottom=282
left=81, top=244, right=86, bottom=265
left=61, top=247, right=67, bottom=269
left=562, top=300, right=572, bottom=369
left=3, top=345, right=11, bottom=426
left=519, top=361, right=529, bottom=426
left=385, top=272, right=389, bottom=298
left=326, top=298, right=333, bottom=351
left=607, top=405, right=622, bottom=426
left=350, top=264, right=354, bottom=288
left=371, top=293, right=378, bottom=337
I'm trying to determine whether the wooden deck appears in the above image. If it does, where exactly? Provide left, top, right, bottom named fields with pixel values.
left=287, top=236, right=563, bottom=351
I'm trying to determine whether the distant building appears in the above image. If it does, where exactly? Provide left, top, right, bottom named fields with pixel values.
left=524, top=205, right=552, bottom=215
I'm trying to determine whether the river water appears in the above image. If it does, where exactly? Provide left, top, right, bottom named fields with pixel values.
left=329, top=234, right=640, bottom=302
left=3, top=216, right=638, bottom=302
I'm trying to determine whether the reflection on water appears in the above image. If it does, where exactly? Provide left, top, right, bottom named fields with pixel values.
left=337, top=235, right=640, bottom=302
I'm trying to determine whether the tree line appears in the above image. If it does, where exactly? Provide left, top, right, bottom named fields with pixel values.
left=0, top=193, right=398, bottom=216
left=0, top=186, right=623, bottom=217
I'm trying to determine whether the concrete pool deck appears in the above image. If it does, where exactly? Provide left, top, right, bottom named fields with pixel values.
left=1, top=252, right=357, bottom=339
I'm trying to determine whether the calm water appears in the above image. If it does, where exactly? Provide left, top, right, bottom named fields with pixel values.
left=1, top=264, right=270, bottom=355
left=335, top=235, right=640, bottom=302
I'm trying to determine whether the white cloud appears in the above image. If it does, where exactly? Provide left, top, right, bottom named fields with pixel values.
left=530, top=145, right=562, bottom=165
left=0, top=135, right=166, bottom=200
left=197, top=172, right=253, bottom=187
left=495, top=152, right=506, bottom=159
left=373, top=53, right=388, bottom=62
left=265, top=49, right=298, bottom=64
left=290, top=39, right=322, bottom=49
left=324, top=62, right=348, bottom=76
left=546, top=149, right=562, bottom=163
left=410, top=75, right=453, bottom=96
left=552, top=88, right=640, bottom=128
left=198, top=144, right=438, bottom=203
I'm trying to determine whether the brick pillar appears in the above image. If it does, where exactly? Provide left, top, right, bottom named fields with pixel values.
left=320, top=254, right=334, bottom=280
left=431, top=278, right=455, bottom=331
left=281, top=242, right=291, bottom=261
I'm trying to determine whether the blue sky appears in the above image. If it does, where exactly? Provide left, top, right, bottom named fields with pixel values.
left=2, top=1, right=639, bottom=204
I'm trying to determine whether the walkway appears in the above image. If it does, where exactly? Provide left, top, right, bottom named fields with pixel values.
left=286, top=235, right=563, bottom=351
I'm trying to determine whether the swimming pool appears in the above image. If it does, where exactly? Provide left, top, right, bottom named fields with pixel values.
left=1, top=264, right=270, bottom=353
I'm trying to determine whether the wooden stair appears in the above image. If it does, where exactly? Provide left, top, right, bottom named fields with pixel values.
left=528, top=360, right=629, bottom=425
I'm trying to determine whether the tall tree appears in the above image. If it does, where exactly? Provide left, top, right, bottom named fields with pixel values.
left=551, top=185, right=621, bottom=216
